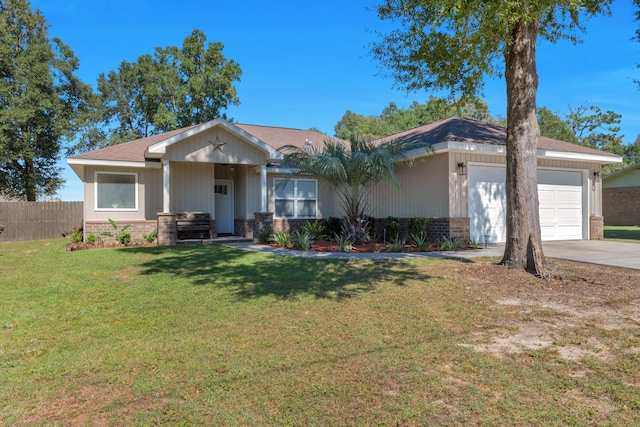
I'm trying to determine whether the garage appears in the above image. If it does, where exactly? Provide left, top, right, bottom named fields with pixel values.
left=468, top=165, right=584, bottom=243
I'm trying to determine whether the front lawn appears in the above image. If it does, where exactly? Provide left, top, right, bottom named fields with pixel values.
left=604, top=225, right=640, bottom=243
left=1, top=239, right=639, bottom=425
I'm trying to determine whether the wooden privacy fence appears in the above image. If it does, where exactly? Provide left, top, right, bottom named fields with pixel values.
left=0, top=202, right=83, bottom=242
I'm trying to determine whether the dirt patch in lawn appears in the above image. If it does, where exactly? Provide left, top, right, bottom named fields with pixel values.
left=456, top=257, right=640, bottom=362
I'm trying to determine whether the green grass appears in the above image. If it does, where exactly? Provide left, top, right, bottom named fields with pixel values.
left=1, top=239, right=639, bottom=425
left=604, top=225, right=640, bottom=243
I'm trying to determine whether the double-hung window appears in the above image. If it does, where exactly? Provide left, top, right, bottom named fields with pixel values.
left=274, top=178, right=317, bottom=218
left=95, top=172, right=138, bottom=211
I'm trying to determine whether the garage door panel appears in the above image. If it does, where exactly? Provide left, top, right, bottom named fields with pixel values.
left=557, top=207, right=581, bottom=219
left=469, top=166, right=583, bottom=243
left=468, top=166, right=506, bottom=243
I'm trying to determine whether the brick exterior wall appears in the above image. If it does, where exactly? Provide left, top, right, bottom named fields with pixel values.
left=235, top=219, right=254, bottom=239
left=85, top=219, right=157, bottom=244
left=429, top=217, right=470, bottom=242
left=353, top=216, right=472, bottom=243
left=603, top=187, right=640, bottom=226
left=157, top=213, right=176, bottom=246
left=589, top=215, right=604, bottom=240
left=272, top=218, right=311, bottom=234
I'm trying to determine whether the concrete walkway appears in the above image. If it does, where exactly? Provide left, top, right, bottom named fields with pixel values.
left=224, top=240, right=640, bottom=270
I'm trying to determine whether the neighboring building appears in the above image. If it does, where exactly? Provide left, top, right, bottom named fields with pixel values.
left=67, top=116, right=621, bottom=244
left=602, top=163, right=640, bottom=226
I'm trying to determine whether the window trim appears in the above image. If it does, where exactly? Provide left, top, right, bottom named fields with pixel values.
left=94, top=171, right=139, bottom=212
left=273, top=178, right=318, bottom=219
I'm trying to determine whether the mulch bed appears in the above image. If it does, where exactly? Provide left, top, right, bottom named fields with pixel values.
left=66, top=242, right=156, bottom=252
left=266, top=239, right=470, bottom=253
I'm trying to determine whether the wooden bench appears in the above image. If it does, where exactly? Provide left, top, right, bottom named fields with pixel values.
left=176, top=212, right=213, bottom=240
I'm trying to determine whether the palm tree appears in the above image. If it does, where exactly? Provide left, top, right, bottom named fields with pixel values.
left=281, top=137, right=431, bottom=244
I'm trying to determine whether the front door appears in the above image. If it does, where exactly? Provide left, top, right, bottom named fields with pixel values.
left=214, top=180, right=234, bottom=235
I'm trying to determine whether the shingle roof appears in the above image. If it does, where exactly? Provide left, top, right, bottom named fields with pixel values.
left=234, top=124, right=331, bottom=150
left=68, top=116, right=619, bottom=164
left=69, top=126, right=198, bottom=162
left=68, top=122, right=331, bottom=162
left=376, top=116, right=620, bottom=158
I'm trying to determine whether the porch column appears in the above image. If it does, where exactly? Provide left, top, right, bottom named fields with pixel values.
left=260, top=165, right=268, bottom=212
left=163, top=160, right=170, bottom=212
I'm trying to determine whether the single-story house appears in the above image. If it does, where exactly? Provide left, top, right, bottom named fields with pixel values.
left=67, top=116, right=621, bottom=245
left=602, top=162, right=640, bottom=226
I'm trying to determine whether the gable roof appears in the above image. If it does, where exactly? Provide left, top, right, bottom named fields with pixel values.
left=68, top=116, right=622, bottom=169
left=377, top=116, right=622, bottom=163
left=68, top=119, right=332, bottom=165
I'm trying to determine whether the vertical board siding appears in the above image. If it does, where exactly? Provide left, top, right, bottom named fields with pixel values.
left=0, top=202, right=83, bottom=242
left=171, top=162, right=215, bottom=213
left=369, top=154, right=450, bottom=218
left=165, top=128, right=267, bottom=165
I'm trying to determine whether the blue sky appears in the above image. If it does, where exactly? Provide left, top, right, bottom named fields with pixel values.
left=30, top=0, right=640, bottom=200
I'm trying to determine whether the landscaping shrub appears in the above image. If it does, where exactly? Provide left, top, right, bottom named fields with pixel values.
left=102, top=219, right=131, bottom=244
left=86, top=233, right=103, bottom=245
left=411, top=231, right=430, bottom=251
left=408, top=217, right=429, bottom=238
left=271, top=231, right=291, bottom=248
left=300, top=220, right=326, bottom=240
left=291, top=230, right=312, bottom=250
left=143, top=229, right=157, bottom=243
left=324, top=216, right=342, bottom=239
left=258, top=226, right=273, bottom=244
left=385, top=216, right=399, bottom=241
left=386, top=236, right=404, bottom=253
left=335, top=234, right=353, bottom=252
left=67, top=227, right=83, bottom=243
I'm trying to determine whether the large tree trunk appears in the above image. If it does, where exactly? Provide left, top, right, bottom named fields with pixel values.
left=24, top=158, right=37, bottom=201
left=500, top=20, right=545, bottom=276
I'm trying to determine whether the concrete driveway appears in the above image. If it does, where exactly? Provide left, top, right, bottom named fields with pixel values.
left=476, top=240, right=640, bottom=270
left=541, top=240, right=640, bottom=270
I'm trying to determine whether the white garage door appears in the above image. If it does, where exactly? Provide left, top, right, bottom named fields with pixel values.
left=468, top=166, right=583, bottom=243
left=468, top=166, right=507, bottom=243
left=538, top=170, right=583, bottom=241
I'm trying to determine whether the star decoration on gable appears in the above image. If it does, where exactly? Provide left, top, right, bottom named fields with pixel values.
left=208, top=136, right=226, bottom=152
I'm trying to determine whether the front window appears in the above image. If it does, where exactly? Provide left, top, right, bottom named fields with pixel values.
left=274, top=178, right=317, bottom=218
left=95, top=172, right=138, bottom=211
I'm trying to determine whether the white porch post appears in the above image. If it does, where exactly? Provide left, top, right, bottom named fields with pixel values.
left=163, top=160, right=170, bottom=212
left=260, top=165, right=268, bottom=212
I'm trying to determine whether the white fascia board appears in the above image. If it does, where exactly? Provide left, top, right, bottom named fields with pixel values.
left=67, top=158, right=161, bottom=169
left=265, top=167, right=298, bottom=174
left=536, top=149, right=622, bottom=164
left=418, top=141, right=622, bottom=164
left=146, top=118, right=283, bottom=160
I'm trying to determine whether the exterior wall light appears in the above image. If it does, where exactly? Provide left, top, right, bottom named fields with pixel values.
left=593, top=171, right=601, bottom=182
left=457, top=161, right=466, bottom=176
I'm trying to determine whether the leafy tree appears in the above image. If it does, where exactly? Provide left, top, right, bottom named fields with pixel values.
left=97, top=29, right=241, bottom=146
left=537, top=107, right=579, bottom=144
left=623, top=135, right=640, bottom=168
left=281, top=138, right=430, bottom=244
left=564, top=104, right=623, bottom=154
left=334, top=96, right=495, bottom=140
left=371, top=0, right=611, bottom=275
left=0, top=0, right=94, bottom=200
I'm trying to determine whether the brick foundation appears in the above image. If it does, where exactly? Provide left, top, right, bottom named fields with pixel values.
left=603, top=187, right=640, bottom=226
left=590, top=215, right=604, bottom=240
left=264, top=216, right=472, bottom=243
left=235, top=219, right=254, bottom=238
left=157, top=213, right=176, bottom=246
left=272, top=218, right=311, bottom=234
left=253, top=212, right=274, bottom=240
left=428, top=217, right=470, bottom=242
left=85, top=219, right=158, bottom=244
